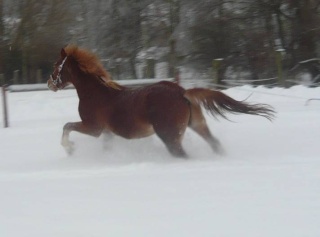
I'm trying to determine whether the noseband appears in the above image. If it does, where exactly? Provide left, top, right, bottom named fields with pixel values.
left=50, top=56, right=68, bottom=87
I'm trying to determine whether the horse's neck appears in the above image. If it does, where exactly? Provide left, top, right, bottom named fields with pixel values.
left=71, top=71, right=118, bottom=100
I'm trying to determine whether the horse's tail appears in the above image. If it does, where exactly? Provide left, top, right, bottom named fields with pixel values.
left=184, top=88, right=275, bottom=121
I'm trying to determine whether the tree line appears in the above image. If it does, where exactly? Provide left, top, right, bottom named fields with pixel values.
left=0, top=0, right=319, bottom=84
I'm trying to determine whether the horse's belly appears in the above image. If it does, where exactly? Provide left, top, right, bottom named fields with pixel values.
left=112, top=123, right=155, bottom=139
left=131, top=125, right=155, bottom=138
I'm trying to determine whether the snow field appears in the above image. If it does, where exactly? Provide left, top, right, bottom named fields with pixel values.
left=0, top=85, right=320, bottom=237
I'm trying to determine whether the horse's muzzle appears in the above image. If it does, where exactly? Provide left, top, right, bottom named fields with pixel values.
left=47, top=77, right=58, bottom=92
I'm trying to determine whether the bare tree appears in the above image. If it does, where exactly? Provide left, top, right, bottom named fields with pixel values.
left=1, top=0, right=319, bottom=83
left=10, top=0, right=73, bottom=83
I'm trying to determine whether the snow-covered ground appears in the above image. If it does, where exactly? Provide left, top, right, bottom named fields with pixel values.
left=1, top=85, right=320, bottom=237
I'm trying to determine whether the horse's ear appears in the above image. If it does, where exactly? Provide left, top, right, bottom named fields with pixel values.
left=61, top=48, right=67, bottom=58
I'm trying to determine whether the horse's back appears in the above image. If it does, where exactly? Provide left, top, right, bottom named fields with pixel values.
left=144, top=81, right=187, bottom=108
left=145, top=80, right=185, bottom=93
left=145, top=81, right=190, bottom=126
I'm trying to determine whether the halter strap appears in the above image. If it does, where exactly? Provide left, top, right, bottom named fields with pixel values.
left=52, top=56, right=68, bottom=86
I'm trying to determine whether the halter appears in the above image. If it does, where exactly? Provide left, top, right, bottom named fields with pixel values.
left=51, top=56, right=68, bottom=87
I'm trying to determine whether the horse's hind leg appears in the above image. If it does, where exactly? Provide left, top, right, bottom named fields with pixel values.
left=152, top=121, right=188, bottom=157
left=102, top=129, right=114, bottom=150
left=149, top=102, right=190, bottom=158
left=161, top=137, right=187, bottom=158
left=189, top=104, right=225, bottom=155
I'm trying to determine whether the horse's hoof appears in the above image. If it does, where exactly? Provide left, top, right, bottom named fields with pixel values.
left=213, top=144, right=226, bottom=156
left=62, top=141, right=75, bottom=155
left=64, top=146, right=74, bottom=155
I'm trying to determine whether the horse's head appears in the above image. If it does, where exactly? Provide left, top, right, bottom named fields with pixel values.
left=47, top=48, right=71, bottom=92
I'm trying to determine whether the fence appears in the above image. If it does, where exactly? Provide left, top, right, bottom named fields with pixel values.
left=0, top=77, right=175, bottom=128
left=0, top=74, right=8, bottom=128
left=1, top=72, right=319, bottom=128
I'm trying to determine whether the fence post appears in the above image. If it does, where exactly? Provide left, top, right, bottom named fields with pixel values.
left=213, top=58, right=224, bottom=84
left=13, top=70, right=19, bottom=84
left=145, top=59, right=155, bottom=78
left=36, top=69, right=42, bottom=83
left=174, top=68, right=180, bottom=85
left=0, top=74, right=9, bottom=128
left=275, top=49, right=285, bottom=87
left=168, top=39, right=176, bottom=78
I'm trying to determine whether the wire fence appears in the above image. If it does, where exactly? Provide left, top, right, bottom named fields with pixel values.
left=1, top=76, right=320, bottom=128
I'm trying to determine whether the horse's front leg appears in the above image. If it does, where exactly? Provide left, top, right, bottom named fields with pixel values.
left=61, top=121, right=103, bottom=155
left=102, top=130, right=114, bottom=150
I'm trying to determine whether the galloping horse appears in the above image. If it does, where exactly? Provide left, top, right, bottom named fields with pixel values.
left=48, top=45, right=275, bottom=157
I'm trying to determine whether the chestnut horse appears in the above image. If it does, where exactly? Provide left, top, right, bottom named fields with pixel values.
left=48, top=45, right=275, bottom=157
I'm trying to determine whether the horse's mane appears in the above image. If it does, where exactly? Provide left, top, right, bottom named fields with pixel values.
left=64, top=45, right=122, bottom=90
